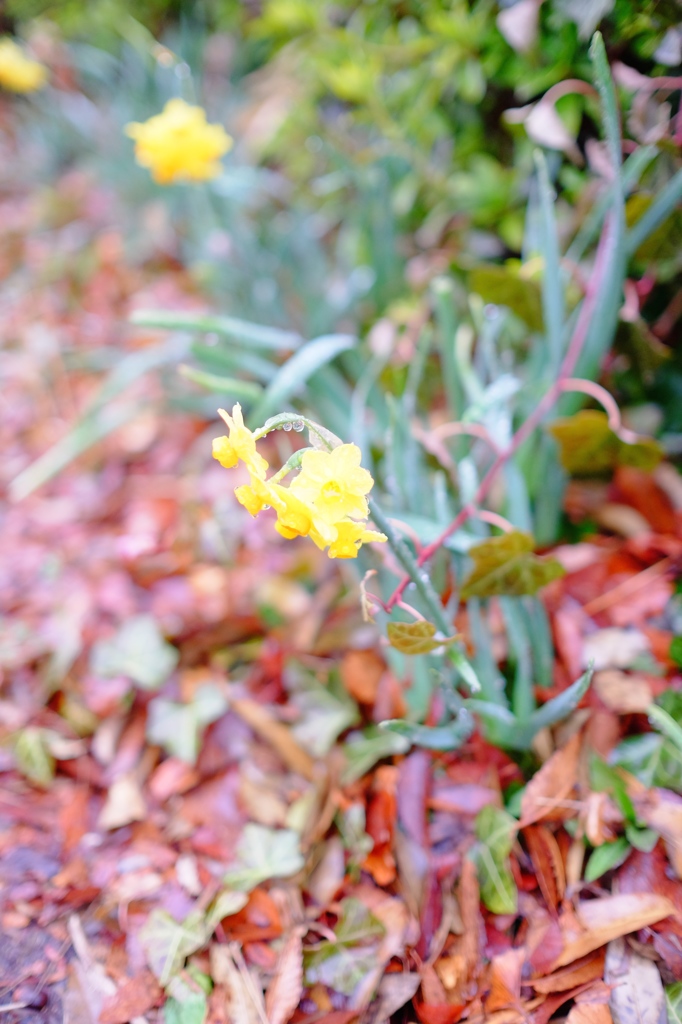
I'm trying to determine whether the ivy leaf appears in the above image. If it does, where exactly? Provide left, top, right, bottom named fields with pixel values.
left=470, top=804, right=518, bottom=914
left=548, top=410, right=663, bottom=476
left=460, top=532, right=564, bottom=600
left=469, top=264, right=544, bottom=331
left=147, top=685, right=228, bottom=765
left=304, top=898, right=385, bottom=996
left=139, top=910, right=208, bottom=987
left=223, top=824, right=305, bottom=891
left=90, top=615, right=179, bottom=691
left=14, top=727, right=55, bottom=787
left=164, top=977, right=208, bottom=1024
left=387, top=620, right=458, bottom=655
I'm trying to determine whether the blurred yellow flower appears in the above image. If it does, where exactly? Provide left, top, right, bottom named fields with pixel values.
left=125, top=98, right=232, bottom=185
left=290, top=444, right=373, bottom=522
left=212, top=405, right=269, bottom=479
left=328, top=521, right=387, bottom=559
left=0, top=38, right=47, bottom=93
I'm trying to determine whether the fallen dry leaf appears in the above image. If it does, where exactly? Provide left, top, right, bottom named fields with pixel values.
left=520, top=732, right=582, bottom=827
left=593, top=671, right=653, bottom=713
left=630, top=788, right=682, bottom=878
left=553, top=893, right=675, bottom=968
left=264, top=928, right=304, bottom=1024
left=99, top=969, right=164, bottom=1024
left=604, top=937, right=666, bottom=1024
left=230, top=696, right=316, bottom=781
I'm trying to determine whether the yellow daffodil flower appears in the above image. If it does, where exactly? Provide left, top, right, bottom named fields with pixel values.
left=212, top=405, right=268, bottom=479
left=125, top=98, right=232, bottom=185
left=290, top=444, right=373, bottom=522
left=0, top=38, right=47, bottom=93
left=328, top=520, right=387, bottom=559
left=213, top=409, right=386, bottom=559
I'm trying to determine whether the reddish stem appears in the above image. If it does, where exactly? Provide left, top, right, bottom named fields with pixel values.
left=385, top=209, right=619, bottom=611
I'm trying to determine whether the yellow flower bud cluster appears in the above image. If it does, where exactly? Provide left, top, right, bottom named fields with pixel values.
left=125, top=98, right=232, bottom=185
left=212, top=406, right=387, bottom=559
left=0, top=38, right=47, bottom=93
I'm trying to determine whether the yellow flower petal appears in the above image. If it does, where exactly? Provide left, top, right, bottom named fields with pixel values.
left=125, top=98, right=232, bottom=185
left=0, top=38, right=47, bottom=93
left=212, top=404, right=268, bottom=479
left=291, top=443, right=373, bottom=523
left=328, top=521, right=387, bottom=559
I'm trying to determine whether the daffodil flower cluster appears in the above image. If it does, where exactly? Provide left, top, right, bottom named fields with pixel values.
left=0, top=38, right=47, bottom=93
left=212, top=406, right=387, bottom=559
left=125, top=98, right=232, bottom=185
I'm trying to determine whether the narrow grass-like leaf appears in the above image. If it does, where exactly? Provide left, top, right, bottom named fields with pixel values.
left=130, top=309, right=303, bottom=349
left=626, top=167, right=682, bottom=259
left=534, top=150, right=564, bottom=372
left=248, top=334, right=356, bottom=427
left=179, top=365, right=263, bottom=400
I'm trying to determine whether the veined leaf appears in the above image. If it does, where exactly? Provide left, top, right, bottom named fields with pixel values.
left=548, top=410, right=663, bottom=475
left=460, top=532, right=564, bottom=600
left=139, top=909, right=208, bottom=987
left=386, top=620, right=458, bottom=655
left=666, top=981, right=682, bottom=1024
left=585, top=837, right=631, bottom=881
left=470, top=804, right=518, bottom=914
left=469, top=264, right=544, bottom=331
left=223, top=824, right=305, bottom=891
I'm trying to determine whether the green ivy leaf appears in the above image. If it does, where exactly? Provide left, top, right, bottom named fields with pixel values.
left=304, top=898, right=385, bottom=996
left=548, top=410, right=663, bottom=476
left=223, top=824, right=305, bottom=891
left=387, top=620, right=458, bottom=655
left=460, top=532, right=564, bottom=600
left=147, top=685, right=228, bottom=765
left=139, top=910, right=208, bottom=987
left=585, top=837, right=631, bottom=881
left=14, top=727, right=55, bottom=788
left=470, top=804, right=518, bottom=914
left=90, top=615, right=179, bottom=691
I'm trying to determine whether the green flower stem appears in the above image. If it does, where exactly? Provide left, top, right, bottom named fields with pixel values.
left=368, top=499, right=478, bottom=698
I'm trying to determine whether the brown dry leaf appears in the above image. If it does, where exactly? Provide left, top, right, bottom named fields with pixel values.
left=97, top=772, right=147, bottom=831
left=352, top=897, right=411, bottom=1009
left=230, top=696, right=316, bottom=781
left=341, top=649, right=385, bottom=704
left=210, top=943, right=267, bottom=1024
left=582, top=791, right=624, bottom=847
left=553, top=893, right=676, bottom=968
left=630, top=788, right=682, bottom=877
left=520, top=731, right=582, bottom=827
left=368, top=972, right=421, bottom=1022
left=533, top=951, right=605, bottom=994
left=566, top=1005, right=613, bottom=1024
left=99, top=970, right=163, bottom=1024
left=604, top=937, right=666, bottom=1024
left=265, top=927, right=304, bottom=1024
left=486, top=948, right=525, bottom=1013
left=524, top=824, right=565, bottom=913
left=436, top=859, right=483, bottom=1001
left=593, top=671, right=653, bottom=713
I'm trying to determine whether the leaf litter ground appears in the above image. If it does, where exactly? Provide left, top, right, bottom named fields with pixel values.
left=2, top=102, right=682, bottom=1024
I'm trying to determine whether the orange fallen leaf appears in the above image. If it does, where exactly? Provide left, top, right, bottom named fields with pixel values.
left=566, top=1004, right=612, bottom=1024
left=520, top=732, right=582, bottom=827
left=485, top=948, right=525, bottom=1013
left=265, top=927, right=304, bottom=1024
left=523, top=824, right=565, bottom=914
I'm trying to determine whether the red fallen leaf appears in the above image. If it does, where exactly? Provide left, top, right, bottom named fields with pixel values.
left=414, top=1001, right=466, bottom=1024
left=523, top=825, right=565, bottom=914
left=222, top=888, right=282, bottom=943
left=99, top=970, right=164, bottom=1024
left=531, top=981, right=602, bottom=1024
left=363, top=765, right=397, bottom=886
left=532, top=951, right=605, bottom=994
left=520, top=732, right=582, bottom=827
left=612, top=467, right=677, bottom=534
